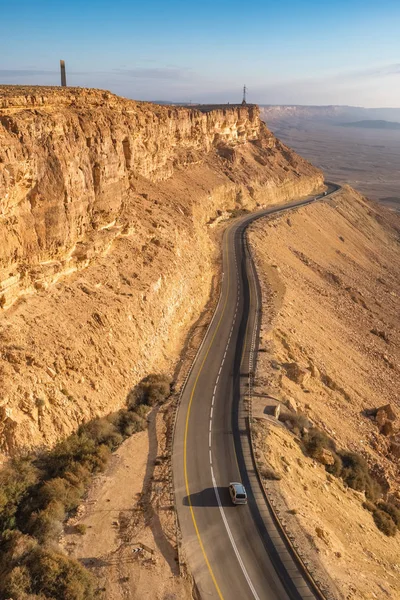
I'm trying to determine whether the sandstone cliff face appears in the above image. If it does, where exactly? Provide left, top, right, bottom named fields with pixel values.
left=0, top=86, right=323, bottom=455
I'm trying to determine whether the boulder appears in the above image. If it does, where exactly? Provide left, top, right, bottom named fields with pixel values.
left=380, top=421, right=394, bottom=437
left=390, top=441, right=400, bottom=459
left=317, top=448, right=335, bottom=466
left=315, top=526, right=330, bottom=545
left=285, top=396, right=298, bottom=413
left=273, top=404, right=281, bottom=419
left=284, top=363, right=311, bottom=386
left=376, top=408, right=388, bottom=429
left=379, top=404, right=397, bottom=422
left=309, top=363, right=320, bottom=379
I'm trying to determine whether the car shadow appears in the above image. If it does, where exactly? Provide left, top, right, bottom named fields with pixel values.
left=183, top=486, right=233, bottom=507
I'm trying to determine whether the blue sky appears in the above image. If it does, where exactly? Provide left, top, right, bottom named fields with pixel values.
left=1, top=0, right=399, bottom=106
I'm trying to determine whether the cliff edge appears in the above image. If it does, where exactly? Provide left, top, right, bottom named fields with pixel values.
left=0, top=86, right=323, bottom=455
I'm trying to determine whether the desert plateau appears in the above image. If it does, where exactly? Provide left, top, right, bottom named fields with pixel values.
left=0, top=82, right=399, bottom=600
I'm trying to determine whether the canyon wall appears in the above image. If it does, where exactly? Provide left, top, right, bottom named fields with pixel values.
left=0, top=86, right=323, bottom=455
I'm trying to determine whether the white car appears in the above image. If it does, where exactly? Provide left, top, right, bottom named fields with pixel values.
left=229, top=482, right=248, bottom=505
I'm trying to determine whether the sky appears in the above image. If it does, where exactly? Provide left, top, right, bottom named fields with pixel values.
left=1, top=0, right=400, bottom=107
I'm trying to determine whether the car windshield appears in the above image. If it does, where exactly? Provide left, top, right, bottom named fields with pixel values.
left=236, top=493, right=246, bottom=499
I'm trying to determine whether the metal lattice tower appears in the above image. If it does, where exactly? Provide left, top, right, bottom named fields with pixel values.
left=242, top=84, right=247, bottom=105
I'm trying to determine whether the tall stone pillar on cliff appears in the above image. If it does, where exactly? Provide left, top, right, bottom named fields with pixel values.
left=60, top=60, right=67, bottom=87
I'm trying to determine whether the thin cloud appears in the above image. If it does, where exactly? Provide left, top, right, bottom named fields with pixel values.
left=112, top=67, right=194, bottom=81
left=337, top=63, right=400, bottom=82
left=0, top=67, right=195, bottom=83
left=0, top=69, right=58, bottom=77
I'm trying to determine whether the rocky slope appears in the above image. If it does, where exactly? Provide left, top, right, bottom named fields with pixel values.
left=0, top=86, right=323, bottom=456
left=248, top=188, right=400, bottom=599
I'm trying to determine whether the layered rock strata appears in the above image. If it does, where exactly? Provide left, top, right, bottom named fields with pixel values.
left=0, top=86, right=323, bottom=455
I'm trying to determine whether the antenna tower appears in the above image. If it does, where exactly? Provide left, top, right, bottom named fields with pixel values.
left=242, top=84, right=247, bottom=105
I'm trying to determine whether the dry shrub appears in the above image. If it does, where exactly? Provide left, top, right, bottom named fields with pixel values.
left=362, top=500, right=376, bottom=513
left=2, top=565, right=33, bottom=597
left=326, top=452, right=343, bottom=477
left=44, top=434, right=111, bottom=480
left=37, top=478, right=84, bottom=512
left=74, top=523, right=87, bottom=535
left=28, top=548, right=96, bottom=599
left=115, top=409, right=146, bottom=436
left=340, top=451, right=381, bottom=501
left=373, top=509, right=397, bottom=537
left=279, top=412, right=310, bottom=431
left=379, top=502, right=400, bottom=529
left=82, top=418, right=123, bottom=450
left=28, top=507, right=64, bottom=543
left=2, top=547, right=98, bottom=600
left=0, top=374, right=158, bottom=596
left=131, top=373, right=171, bottom=407
left=260, top=465, right=281, bottom=480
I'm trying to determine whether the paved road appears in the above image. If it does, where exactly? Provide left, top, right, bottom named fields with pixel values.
left=173, top=184, right=339, bottom=600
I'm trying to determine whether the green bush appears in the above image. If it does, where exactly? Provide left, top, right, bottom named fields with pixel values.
left=28, top=507, right=64, bottom=543
left=0, top=374, right=157, bottom=597
left=82, top=418, right=123, bottom=450
left=44, top=434, right=110, bottom=479
left=25, top=548, right=96, bottom=600
left=379, top=502, right=400, bottom=529
left=3, top=565, right=33, bottom=597
left=37, top=478, right=84, bottom=512
left=373, top=509, right=397, bottom=537
left=0, top=457, right=39, bottom=533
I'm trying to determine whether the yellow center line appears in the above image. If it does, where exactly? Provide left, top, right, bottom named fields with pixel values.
left=183, top=224, right=234, bottom=600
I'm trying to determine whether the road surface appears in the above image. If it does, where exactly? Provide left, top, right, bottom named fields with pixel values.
left=173, top=184, right=339, bottom=600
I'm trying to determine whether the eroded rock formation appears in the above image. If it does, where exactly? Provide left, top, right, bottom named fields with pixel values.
left=0, top=86, right=323, bottom=455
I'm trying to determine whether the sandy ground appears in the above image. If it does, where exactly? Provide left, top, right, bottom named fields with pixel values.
left=248, top=186, right=400, bottom=599
left=253, top=418, right=400, bottom=600
left=60, top=264, right=225, bottom=600
left=62, top=408, right=193, bottom=600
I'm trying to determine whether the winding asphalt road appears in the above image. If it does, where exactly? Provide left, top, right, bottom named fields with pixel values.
left=173, top=184, right=340, bottom=600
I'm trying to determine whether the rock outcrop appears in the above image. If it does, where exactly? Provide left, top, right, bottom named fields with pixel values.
left=0, top=86, right=323, bottom=455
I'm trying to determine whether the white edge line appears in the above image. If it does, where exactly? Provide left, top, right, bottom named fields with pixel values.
left=211, top=467, right=261, bottom=600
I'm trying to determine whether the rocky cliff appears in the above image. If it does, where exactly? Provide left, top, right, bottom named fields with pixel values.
left=0, top=86, right=323, bottom=456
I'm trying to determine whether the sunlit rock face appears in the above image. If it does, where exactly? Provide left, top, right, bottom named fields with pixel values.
left=0, top=86, right=323, bottom=455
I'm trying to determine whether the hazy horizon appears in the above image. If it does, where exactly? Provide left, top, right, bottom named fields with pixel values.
left=1, top=0, right=400, bottom=107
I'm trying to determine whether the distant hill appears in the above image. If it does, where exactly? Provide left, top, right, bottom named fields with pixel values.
left=339, top=120, right=400, bottom=130
left=259, top=105, right=400, bottom=125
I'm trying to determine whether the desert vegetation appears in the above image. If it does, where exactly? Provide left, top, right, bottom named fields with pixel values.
left=0, top=373, right=171, bottom=600
left=280, top=412, right=400, bottom=537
